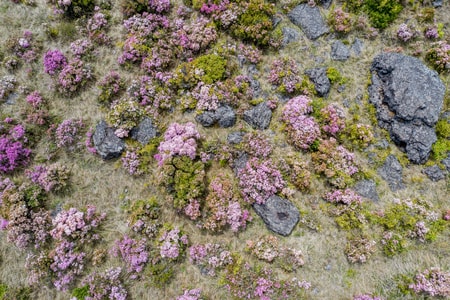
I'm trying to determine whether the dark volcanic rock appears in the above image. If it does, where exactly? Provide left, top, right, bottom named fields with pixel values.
left=305, top=67, right=331, bottom=96
left=130, top=117, right=158, bottom=145
left=243, top=102, right=272, bottom=130
left=282, top=27, right=301, bottom=46
left=369, top=53, right=445, bottom=164
left=232, top=152, right=248, bottom=175
left=331, top=40, right=350, bottom=61
left=288, top=4, right=329, bottom=40
left=93, top=120, right=125, bottom=160
left=378, top=155, right=405, bottom=191
left=318, top=0, right=332, bottom=8
left=422, top=165, right=446, bottom=182
left=253, top=195, right=300, bottom=236
left=354, top=180, right=379, bottom=201
left=351, top=38, right=364, bottom=56
left=442, top=153, right=450, bottom=173
left=196, top=105, right=236, bottom=128
left=227, top=131, right=245, bottom=145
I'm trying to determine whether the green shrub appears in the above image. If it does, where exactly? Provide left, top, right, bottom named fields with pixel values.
left=71, top=286, right=89, bottom=300
left=364, top=0, right=403, bottom=29
left=326, top=67, right=348, bottom=85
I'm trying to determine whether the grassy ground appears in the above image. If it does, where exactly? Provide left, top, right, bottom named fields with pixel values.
left=0, top=0, right=449, bottom=299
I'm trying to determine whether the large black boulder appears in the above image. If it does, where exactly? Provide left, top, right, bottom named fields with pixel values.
left=253, top=195, right=300, bottom=236
left=93, top=120, right=125, bottom=160
left=369, top=53, right=445, bottom=164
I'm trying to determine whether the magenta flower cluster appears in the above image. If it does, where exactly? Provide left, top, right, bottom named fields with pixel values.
left=86, top=7, right=110, bottom=45
left=282, top=95, right=320, bottom=150
left=113, top=235, right=149, bottom=278
left=396, top=23, right=416, bottom=42
left=238, top=158, right=286, bottom=205
left=50, top=240, right=86, bottom=291
left=0, top=122, right=31, bottom=173
left=176, top=288, right=202, bottom=300
left=58, top=58, right=92, bottom=94
left=155, top=122, right=200, bottom=166
left=122, top=150, right=142, bottom=176
left=25, top=163, right=70, bottom=192
left=268, top=58, right=302, bottom=94
left=324, top=189, right=362, bottom=205
left=159, top=227, right=188, bottom=260
left=409, top=268, right=450, bottom=297
left=43, top=49, right=67, bottom=75
left=70, top=39, right=93, bottom=57
left=243, top=132, right=273, bottom=159
left=320, top=104, right=346, bottom=136
left=83, top=267, right=128, bottom=300
left=26, top=91, right=44, bottom=107
left=189, top=243, right=233, bottom=276
left=55, top=118, right=84, bottom=149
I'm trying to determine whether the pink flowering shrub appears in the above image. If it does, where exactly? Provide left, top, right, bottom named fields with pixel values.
left=122, top=150, right=143, bottom=176
left=203, top=175, right=251, bottom=233
left=25, top=91, right=44, bottom=107
left=409, top=268, right=450, bottom=297
left=98, top=71, right=125, bottom=105
left=242, top=132, right=273, bottom=159
left=155, top=122, right=200, bottom=166
left=238, top=43, right=262, bottom=64
left=58, top=58, right=93, bottom=94
left=325, top=189, right=362, bottom=205
left=424, top=26, right=439, bottom=40
left=174, top=16, right=218, bottom=58
left=268, top=58, right=302, bottom=94
left=54, top=118, right=84, bottom=149
left=189, top=243, right=233, bottom=276
left=396, top=23, right=416, bottom=42
left=353, top=295, right=383, bottom=300
left=329, top=8, right=353, bottom=34
left=238, top=158, right=286, bottom=205
left=50, top=206, right=106, bottom=243
left=192, top=82, right=220, bottom=112
left=79, top=267, right=128, bottom=300
left=176, top=288, right=202, bottom=300
left=70, top=39, right=93, bottom=57
left=113, top=235, right=149, bottom=278
left=282, top=96, right=320, bottom=150
left=86, top=7, right=110, bottom=45
left=320, top=104, right=346, bottom=136
left=50, top=240, right=86, bottom=291
left=224, top=261, right=311, bottom=299
left=125, top=197, right=161, bottom=238
left=345, top=235, right=377, bottom=264
left=246, top=235, right=305, bottom=272
left=0, top=121, right=31, bottom=173
left=5, top=31, right=40, bottom=64
left=426, top=41, right=450, bottom=73
left=25, top=163, right=70, bottom=192
left=43, top=49, right=67, bottom=75
left=159, top=226, right=188, bottom=260
left=312, top=138, right=358, bottom=188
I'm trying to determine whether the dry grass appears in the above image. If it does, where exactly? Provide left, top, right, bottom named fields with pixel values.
left=0, top=0, right=449, bottom=299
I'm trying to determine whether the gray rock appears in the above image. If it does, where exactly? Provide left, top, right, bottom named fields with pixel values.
left=331, top=40, right=350, bottom=61
left=253, top=195, right=300, bottom=236
left=378, top=155, right=405, bottom=191
left=195, top=105, right=236, bottom=128
left=337, top=84, right=346, bottom=93
left=354, top=180, right=379, bottom=201
left=442, top=153, right=450, bottom=173
left=282, top=27, right=301, bottom=46
left=93, top=120, right=125, bottom=160
left=216, top=105, right=236, bottom=128
left=422, top=165, right=446, bottom=182
left=288, top=4, right=329, bottom=40
left=130, top=117, right=158, bottom=145
left=351, top=38, right=364, bottom=56
left=433, top=0, right=443, bottom=8
left=196, top=111, right=216, bottom=127
left=368, top=53, right=445, bottom=164
left=305, top=67, right=331, bottom=97
left=243, top=102, right=272, bottom=130
left=318, top=0, right=332, bottom=8
left=227, top=131, right=245, bottom=145
left=232, top=152, right=248, bottom=175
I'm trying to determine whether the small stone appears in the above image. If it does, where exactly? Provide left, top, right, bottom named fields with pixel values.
left=442, top=153, right=450, bottom=173
left=232, top=152, right=248, bottom=175
left=288, top=4, right=329, bottom=40
left=195, top=111, right=216, bottom=127
left=351, top=38, right=364, bottom=56
left=253, top=195, right=300, bottom=236
left=354, top=180, right=379, bottom=201
left=378, top=155, right=405, bottom=191
left=93, top=120, right=126, bottom=160
left=318, top=0, right=332, bottom=8
left=422, top=165, right=446, bottom=182
left=282, top=27, right=301, bottom=46
left=337, top=84, right=346, bottom=93
left=216, top=105, right=236, bottom=128
left=243, top=102, right=272, bottom=130
left=227, top=131, right=245, bottom=145
left=331, top=40, right=350, bottom=61
left=130, top=117, right=158, bottom=145
left=305, top=67, right=331, bottom=97
left=433, top=0, right=443, bottom=8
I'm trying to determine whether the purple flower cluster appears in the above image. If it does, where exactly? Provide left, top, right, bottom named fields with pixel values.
left=176, top=288, right=202, bottom=300
left=0, top=122, right=31, bottom=173
left=8, top=31, right=39, bottom=63
left=26, top=91, right=44, bottom=107
left=87, top=7, right=110, bottom=45
left=159, top=227, right=188, bottom=260
left=243, top=132, right=273, bottom=158
left=189, top=243, right=233, bottom=276
left=324, top=189, right=362, bottom=205
left=409, top=268, right=450, bottom=297
left=155, top=122, right=200, bottom=166
left=174, top=16, right=217, bottom=56
left=203, top=175, right=251, bottom=233
left=320, top=104, right=346, bottom=136
left=50, top=240, right=86, bottom=291
left=70, top=39, right=93, bottom=57
left=192, top=82, right=220, bottom=112
left=353, top=295, right=383, bottom=300
left=238, top=158, right=286, bottom=205
left=43, top=49, right=67, bottom=75
left=25, top=163, right=70, bottom=192
left=426, top=41, right=450, bottom=73
left=58, top=58, right=92, bottom=94
left=55, top=118, right=84, bottom=149
left=282, top=96, right=320, bottom=150
left=330, top=8, right=352, bottom=33
left=268, top=58, right=302, bottom=94
left=238, top=43, right=262, bottom=64
left=424, top=26, right=439, bottom=39
left=113, top=235, right=149, bottom=278
left=122, top=150, right=142, bottom=176
left=397, top=23, right=416, bottom=42
left=83, top=267, right=128, bottom=300
left=50, top=206, right=105, bottom=243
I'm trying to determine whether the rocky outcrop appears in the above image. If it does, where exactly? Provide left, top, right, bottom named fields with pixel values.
left=253, top=195, right=300, bottom=236
left=93, top=120, right=125, bottom=160
left=288, top=4, right=329, bottom=40
left=130, top=117, right=158, bottom=145
left=369, top=53, right=445, bottom=164
left=305, top=67, right=331, bottom=97
left=243, top=102, right=272, bottom=130
left=196, top=105, right=236, bottom=128
left=422, top=165, right=446, bottom=182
